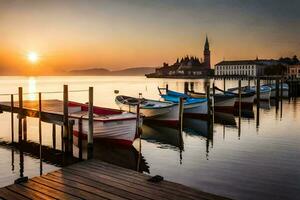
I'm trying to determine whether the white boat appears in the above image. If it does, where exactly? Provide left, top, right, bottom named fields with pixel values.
left=249, top=85, right=271, bottom=100
left=115, top=95, right=180, bottom=126
left=186, top=90, right=236, bottom=113
left=266, top=83, right=289, bottom=98
left=68, top=101, right=138, bottom=146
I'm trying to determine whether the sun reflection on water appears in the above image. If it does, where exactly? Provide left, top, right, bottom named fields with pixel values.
left=28, top=77, right=37, bottom=100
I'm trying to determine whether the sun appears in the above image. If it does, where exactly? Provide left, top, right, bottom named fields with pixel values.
left=27, top=52, right=39, bottom=63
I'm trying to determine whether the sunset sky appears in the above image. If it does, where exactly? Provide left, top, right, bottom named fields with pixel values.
left=0, top=0, right=300, bottom=74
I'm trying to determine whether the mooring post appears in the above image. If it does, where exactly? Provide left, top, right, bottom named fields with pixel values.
left=136, top=104, right=140, bottom=137
left=206, top=84, right=211, bottom=118
left=38, top=92, right=42, bottom=175
left=63, top=85, right=69, bottom=155
left=223, top=78, right=226, bottom=91
left=179, top=97, right=184, bottom=132
left=52, top=124, right=56, bottom=150
left=238, top=80, right=242, bottom=115
left=190, top=82, right=194, bottom=92
left=256, top=78, right=260, bottom=108
left=275, top=78, right=280, bottom=100
left=18, top=87, right=23, bottom=144
left=78, top=118, right=83, bottom=160
left=88, top=87, right=94, bottom=159
left=69, top=120, right=74, bottom=156
left=280, top=78, right=283, bottom=99
left=166, top=84, right=169, bottom=93
left=248, top=79, right=250, bottom=88
left=11, top=94, right=14, bottom=143
left=22, top=117, right=27, bottom=141
left=212, top=81, right=215, bottom=113
left=184, top=82, right=189, bottom=94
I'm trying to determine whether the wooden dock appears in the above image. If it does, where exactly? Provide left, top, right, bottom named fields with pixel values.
left=0, top=159, right=230, bottom=200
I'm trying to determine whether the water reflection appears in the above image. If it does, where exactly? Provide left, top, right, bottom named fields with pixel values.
left=28, top=77, right=37, bottom=100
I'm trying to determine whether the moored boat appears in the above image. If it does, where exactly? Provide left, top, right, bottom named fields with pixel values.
left=264, top=83, right=289, bottom=98
left=187, top=90, right=236, bottom=113
left=215, top=86, right=255, bottom=110
left=115, top=95, right=179, bottom=126
left=68, top=101, right=138, bottom=146
left=249, top=85, right=271, bottom=100
left=159, top=89, right=208, bottom=118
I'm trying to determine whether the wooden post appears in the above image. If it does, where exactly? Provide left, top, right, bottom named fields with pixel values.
left=248, top=79, right=251, bottom=87
left=11, top=94, right=14, bottom=143
left=18, top=87, right=23, bottom=144
left=78, top=118, right=83, bottom=160
left=166, top=84, right=169, bottom=93
left=22, top=117, right=27, bottom=141
left=88, top=87, right=94, bottom=159
left=69, top=120, right=74, bottom=156
left=238, top=80, right=242, bottom=115
left=184, top=82, right=188, bottom=94
left=52, top=124, right=56, bottom=150
left=275, top=78, right=280, bottom=100
left=223, top=78, right=226, bottom=91
left=190, top=82, right=194, bottom=92
left=63, top=85, right=69, bottom=154
left=206, top=84, right=211, bottom=117
left=280, top=78, right=283, bottom=99
left=136, top=104, right=140, bottom=137
left=61, top=126, right=64, bottom=152
left=256, top=78, right=260, bottom=108
left=38, top=92, right=42, bottom=175
left=178, top=97, right=184, bottom=132
left=212, top=81, right=215, bottom=113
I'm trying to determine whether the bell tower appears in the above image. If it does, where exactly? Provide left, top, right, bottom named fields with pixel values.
left=203, top=36, right=211, bottom=69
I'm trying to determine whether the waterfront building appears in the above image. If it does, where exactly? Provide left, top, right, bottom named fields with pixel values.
left=151, top=36, right=211, bottom=77
left=288, top=64, right=300, bottom=78
left=214, top=59, right=279, bottom=76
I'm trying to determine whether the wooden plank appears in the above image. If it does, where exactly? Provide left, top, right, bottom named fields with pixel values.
left=60, top=168, right=167, bottom=200
left=76, top=163, right=206, bottom=200
left=42, top=173, right=127, bottom=200
left=0, top=187, right=30, bottom=200
left=21, top=180, right=81, bottom=200
left=7, top=184, right=56, bottom=200
left=87, top=160, right=227, bottom=200
left=49, top=171, right=150, bottom=200
left=31, top=176, right=107, bottom=200
left=64, top=165, right=183, bottom=200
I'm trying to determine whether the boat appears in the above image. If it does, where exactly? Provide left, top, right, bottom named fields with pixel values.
left=158, top=88, right=208, bottom=118
left=68, top=101, right=139, bottom=146
left=115, top=95, right=179, bottom=126
left=249, top=85, right=271, bottom=101
left=187, top=90, right=236, bottom=113
left=264, top=83, right=289, bottom=98
left=215, top=86, right=255, bottom=110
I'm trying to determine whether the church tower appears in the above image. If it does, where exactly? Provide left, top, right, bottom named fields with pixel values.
left=203, top=36, right=211, bottom=69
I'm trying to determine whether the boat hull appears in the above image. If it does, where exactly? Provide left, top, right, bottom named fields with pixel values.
left=234, top=95, right=255, bottom=110
left=254, top=91, right=271, bottom=101
left=183, top=101, right=208, bottom=118
left=214, top=96, right=236, bottom=113
left=72, top=117, right=137, bottom=147
left=270, top=90, right=289, bottom=98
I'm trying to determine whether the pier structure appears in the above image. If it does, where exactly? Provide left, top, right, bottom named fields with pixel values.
left=0, top=85, right=94, bottom=160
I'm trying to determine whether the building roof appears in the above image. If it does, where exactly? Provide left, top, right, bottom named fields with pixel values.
left=215, top=59, right=279, bottom=66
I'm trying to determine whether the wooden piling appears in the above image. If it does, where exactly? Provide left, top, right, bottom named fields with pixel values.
left=38, top=92, right=42, bottom=175
left=18, top=87, right=23, bottom=144
left=238, top=80, right=242, bottom=115
left=22, top=117, right=27, bottom=141
left=256, top=78, right=260, bottom=107
left=184, top=82, right=189, bottom=94
left=136, top=104, right=140, bottom=137
left=223, top=78, right=226, bottom=91
left=88, top=87, right=94, bottom=159
left=10, top=94, right=14, bottom=143
left=190, top=82, right=194, bottom=92
left=166, top=84, right=169, bottom=93
left=52, top=124, right=56, bottom=150
left=179, top=97, right=184, bottom=132
left=206, top=84, right=211, bottom=117
left=78, top=118, right=83, bottom=160
left=69, top=120, right=74, bottom=156
left=63, top=85, right=69, bottom=154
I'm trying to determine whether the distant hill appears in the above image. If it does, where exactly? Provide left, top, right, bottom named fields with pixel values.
left=69, top=67, right=155, bottom=76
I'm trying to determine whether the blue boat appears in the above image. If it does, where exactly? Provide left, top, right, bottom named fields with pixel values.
left=158, top=88, right=208, bottom=117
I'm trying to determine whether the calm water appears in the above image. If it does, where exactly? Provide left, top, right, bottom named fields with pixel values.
left=0, top=76, right=299, bottom=200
